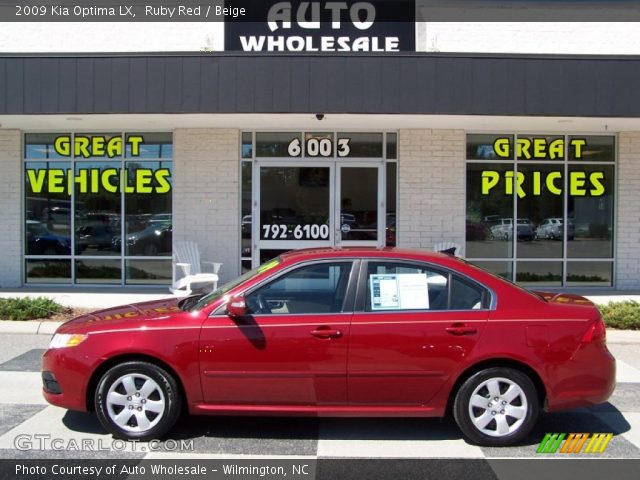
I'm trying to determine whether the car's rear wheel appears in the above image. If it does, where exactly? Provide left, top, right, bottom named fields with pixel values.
left=453, top=367, right=539, bottom=446
left=95, top=361, right=181, bottom=440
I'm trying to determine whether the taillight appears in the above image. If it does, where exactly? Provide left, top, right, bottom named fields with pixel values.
left=582, top=317, right=606, bottom=343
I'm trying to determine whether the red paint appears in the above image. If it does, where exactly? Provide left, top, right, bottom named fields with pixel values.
left=42, top=247, right=615, bottom=420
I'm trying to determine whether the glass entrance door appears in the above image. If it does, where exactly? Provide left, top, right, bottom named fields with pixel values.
left=336, top=163, right=383, bottom=247
left=253, top=161, right=384, bottom=266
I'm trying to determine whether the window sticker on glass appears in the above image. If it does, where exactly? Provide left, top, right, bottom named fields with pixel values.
left=370, top=273, right=430, bottom=310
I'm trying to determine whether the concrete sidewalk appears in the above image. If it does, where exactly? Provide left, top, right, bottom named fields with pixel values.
left=0, top=288, right=173, bottom=309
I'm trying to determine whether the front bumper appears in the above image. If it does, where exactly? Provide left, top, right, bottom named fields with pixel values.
left=41, top=347, right=98, bottom=412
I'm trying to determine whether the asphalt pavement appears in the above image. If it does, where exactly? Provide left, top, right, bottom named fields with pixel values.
left=0, top=334, right=636, bottom=462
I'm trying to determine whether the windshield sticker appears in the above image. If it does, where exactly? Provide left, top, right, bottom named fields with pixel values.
left=257, top=258, right=280, bottom=274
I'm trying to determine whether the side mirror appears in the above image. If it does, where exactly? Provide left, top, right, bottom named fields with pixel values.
left=226, top=295, right=247, bottom=318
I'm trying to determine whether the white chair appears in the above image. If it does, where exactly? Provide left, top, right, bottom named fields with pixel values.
left=433, top=241, right=461, bottom=256
left=170, top=241, right=222, bottom=296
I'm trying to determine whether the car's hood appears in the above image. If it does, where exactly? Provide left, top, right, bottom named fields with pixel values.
left=56, top=297, right=186, bottom=334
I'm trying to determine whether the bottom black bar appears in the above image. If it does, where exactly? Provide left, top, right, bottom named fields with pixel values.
left=1, top=458, right=639, bottom=480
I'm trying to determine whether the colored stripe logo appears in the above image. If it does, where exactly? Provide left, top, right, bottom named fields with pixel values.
left=537, top=433, right=613, bottom=454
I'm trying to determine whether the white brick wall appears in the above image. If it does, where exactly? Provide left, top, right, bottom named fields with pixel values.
left=616, top=132, right=640, bottom=289
left=397, top=129, right=466, bottom=254
left=0, top=130, right=22, bottom=287
left=423, top=23, right=640, bottom=55
left=173, top=129, right=240, bottom=284
left=2, top=23, right=640, bottom=56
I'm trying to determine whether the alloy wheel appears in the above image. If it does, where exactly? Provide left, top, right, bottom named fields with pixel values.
left=105, top=373, right=166, bottom=433
left=467, top=377, right=528, bottom=437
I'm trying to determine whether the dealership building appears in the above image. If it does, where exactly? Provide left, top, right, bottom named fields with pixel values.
left=1, top=6, right=640, bottom=291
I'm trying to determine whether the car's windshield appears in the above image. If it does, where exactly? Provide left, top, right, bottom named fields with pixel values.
left=184, top=257, right=282, bottom=312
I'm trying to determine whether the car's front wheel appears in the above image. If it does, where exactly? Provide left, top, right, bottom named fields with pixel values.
left=453, top=367, right=539, bottom=446
left=95, top=361, right=181, bottom=440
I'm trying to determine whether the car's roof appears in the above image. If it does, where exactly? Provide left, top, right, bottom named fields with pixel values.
left=278, top=247, right=456, bottom=262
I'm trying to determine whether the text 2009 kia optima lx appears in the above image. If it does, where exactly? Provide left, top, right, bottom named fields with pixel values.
left=42, top=247, right=615, bottom=446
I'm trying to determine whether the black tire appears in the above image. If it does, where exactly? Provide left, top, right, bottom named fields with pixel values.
left=95, top=361, right=182, bottom=441
left=453, top=367, right=539, bottom=446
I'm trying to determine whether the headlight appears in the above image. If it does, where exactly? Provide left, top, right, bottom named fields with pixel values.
left=48, top=333, right=88, bottom=349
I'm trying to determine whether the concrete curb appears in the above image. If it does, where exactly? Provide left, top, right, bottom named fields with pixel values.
left=607, top=329, right=640, bottom=345
left=0, top=320, right=64, bottom=335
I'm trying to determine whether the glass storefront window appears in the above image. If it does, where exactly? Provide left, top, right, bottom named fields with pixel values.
left=241, top=161, right=252, bottom=262
left=256, top=132, right=301, bottom=157
left=517, top=164, right=564, bottom=258
left=75, top=259, right=122, bottom=284
left=25, top=161, right=72, bottom=255
left=516, top=135, right=565, bottom=160
left=566, top=261, right=613, bottom=286
left=516, top=261, right=563, bottom=286
left=25, top=134, right=69, bottom=160
left=465, top=133, right=615, bottom=287
left=126, top=133, right=172, bottom=158
left=125, top=259, right=172, bottom=285
left=470, top=261, right=513, bottom=281
left=23, top=133, right=173, bottom=285
left=336, top=133, right=383, bottom=158
left=259, top=249, right=290, bottom=265
left=74, top=160, right=121, bottom=257
left=568, top=135, right=615, bottom=162
left=567, top=164, right=614, bottom=258
left=466, top=134, right=513, bottom=160
left=259, top=166, right=330, bottom=241
left=465, top=163, right=514, bottom=259
left=241, top=132, right=397, bottom=272
left=386, top=133, right=397, bottom=160
left=340, top=167, right=378, bottom=242
left=124, top=162, right=173, bottom=256
left=305, top=132, right=333, bottom=156
left=386, top=162, right=397, bottom=247
left=241, top=132, right=253, bottom=159
left=25, top=260, right=71, bottom=284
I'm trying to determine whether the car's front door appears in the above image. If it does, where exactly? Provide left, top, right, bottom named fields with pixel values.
left=199, top=260, right=356, bottom=406
left=348, top=260, right=490, bottom=406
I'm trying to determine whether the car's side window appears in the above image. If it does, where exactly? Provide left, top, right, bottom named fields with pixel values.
left=364, top=262, right=489, bottom=312
left=365, top=262, right=449, bottom=312
left=450, top=274, right=486, bottom=310
left=245, top=262, right=352, bottom=315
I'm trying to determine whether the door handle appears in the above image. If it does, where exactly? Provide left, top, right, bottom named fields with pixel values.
left=310, top=327, right=343, bottom=339
left=445, top=324, right=477, bottom=336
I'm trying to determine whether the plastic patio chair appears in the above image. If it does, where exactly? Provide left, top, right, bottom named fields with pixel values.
left=170, top=241, right=222, bottom=296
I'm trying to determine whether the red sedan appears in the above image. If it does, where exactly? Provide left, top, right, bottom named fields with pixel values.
left=42, top=247, right=615, bottom=446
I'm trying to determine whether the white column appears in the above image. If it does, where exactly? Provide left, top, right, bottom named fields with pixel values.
left=0, top=130, right=22, bottom=287
left=397, top=129, right=466, bottom=254
left=616, top=132, right=640, bottom=289
left=173, top=129, right=240, bottom=284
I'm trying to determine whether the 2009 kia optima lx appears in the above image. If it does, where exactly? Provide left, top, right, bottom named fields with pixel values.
left=42, top=248, right=615, bottom=446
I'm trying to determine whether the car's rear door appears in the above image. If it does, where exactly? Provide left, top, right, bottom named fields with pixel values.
left=199, top=260, right=357, bottom=406
left=347, top=259, right=490, bottom=406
